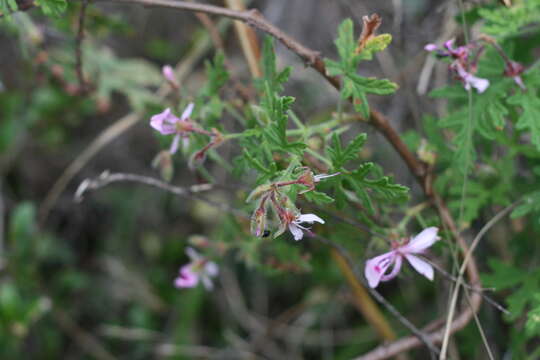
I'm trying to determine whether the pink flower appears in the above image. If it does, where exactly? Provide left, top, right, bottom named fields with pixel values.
left=364, top=227, right=440, bottom=288
left=150, top=103, right=195, bottom=154
left=174, top=247, right=219, bottom=290
left=452, top=62, right=489, bottom=93
left=425, top=39, right=489, bottom=93
left=162, top=65, right=179, bottom=88
left=287, top=212, right=325, bottom=241
left=504, top=60, right=526, bottom=91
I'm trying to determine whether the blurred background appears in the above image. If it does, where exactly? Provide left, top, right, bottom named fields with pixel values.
left=0, top=0, right=526, bottom=359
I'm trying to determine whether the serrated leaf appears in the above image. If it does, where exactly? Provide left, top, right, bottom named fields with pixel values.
left=358, top=34, right=392, bottom=60
left=35, top=0, right=67, bottom=17
left=327, top=132, right=367, bottom=169
left=303, top=191, right=334, bottom=205
left=348, top=74, right=398, bottom=95
left=508, top=87, right=540, bottom=151
left=201, top=52, right=229, bottom=97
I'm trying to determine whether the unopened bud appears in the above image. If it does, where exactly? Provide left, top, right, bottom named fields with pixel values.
left=152, top=150, right=174, bottom=182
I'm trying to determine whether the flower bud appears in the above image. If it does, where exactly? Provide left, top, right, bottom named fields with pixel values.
left=152, top=150, right=174, bottom=182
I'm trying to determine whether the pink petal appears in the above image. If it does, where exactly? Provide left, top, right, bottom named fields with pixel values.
left=513, top=76, right=526, bottom=91
left=185, top=247, right=201, bottom=261
left=180, top=103, right=194, bottom=121
left=174, top=265, right=198, bottom=288
left=364, top=251, right=396, bottom=288
left=468, top=75, right=489, bottom=93
left=205, top=261, right=219, bottom=277
left=201, top=275, right=214, bottom=290
left=380, top=254, right=403, bottom=282
left=169, top=134, right=180, bottom=154
left=288, top=223, right=304, bottom=241
left=296, top=213, right=325, bottom=224
left=150, top=108, right=180, bottom=135
left=401, top=227, right=440, bottom=253
left=424, top=44, right=438, bottom=52
left=405, top=254, right=434, bottom=281
left=162, top=65, right=176, bottom=83
left=443, top=39, right=455, bottom=51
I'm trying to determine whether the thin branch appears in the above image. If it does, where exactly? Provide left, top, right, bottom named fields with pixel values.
left=75, top=0, right=90, bottom=93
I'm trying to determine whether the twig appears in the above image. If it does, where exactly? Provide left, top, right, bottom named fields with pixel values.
left=74, top=171, right=213, bottom=201
left=75, top=0, right=89, bottom=93
left=224, top=0, right=261, bottom=78
left=426, top=259, right=510, bottom=315
left=438, top=201, right=520, bottom=358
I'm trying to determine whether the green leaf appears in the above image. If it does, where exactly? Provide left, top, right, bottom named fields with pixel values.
left=346, top=162, right=409, bottom=214
left=508, top=87, right=540, bottom=151
left=526, top=295, right=540, bottom=337
left=303, top=191, right=334, bottom=205
left=201, top=52, right=229, bottom=97
left=35, top=0, right=67, bottom=17
left=511, top=190, right=540, bottom=222
left=326, top=19, right=397, bottom=118
left=482, top=259, right=540, bottom=321
left=358, top=34, right=393, bottom=60
left=327, top=132, right=367, bottom=169
left=0, top=0, right=18, bottom=19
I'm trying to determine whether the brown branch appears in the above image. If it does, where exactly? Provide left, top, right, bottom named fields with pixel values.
left=75, top=0, right=90, bottom=94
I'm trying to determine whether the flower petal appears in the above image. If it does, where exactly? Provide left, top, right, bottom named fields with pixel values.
left=150, top=108, right=179, bottom=135
left=205, top=261, right=219, bottom=277
left=424, top=43, right=438, bottom=52
left=185, top=247, right=200, bottom=261
left=313, top=172, right=340, bottom=182
left=380, top=254, right=403, bottom=282
left=402, top=227, right=440, bottom=253
left=201, top=275, right=214, bottom=290
left=296, top=213, right=325, bottom=224
left=162, top=65, right=176, bottom=83
left=169, top=134, right=180, bottom=155
left=180, top=103, right=194, bottom=121
left=364, top=251, right=396, bottom=288
left=174, top=265, right=198, bottom=288
left=405, top=254, right=434, bottom=281
left=288, top=223, right=304, bottom=241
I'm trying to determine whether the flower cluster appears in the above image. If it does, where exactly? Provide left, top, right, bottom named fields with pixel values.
left=425, top=37, right=526, bottom=92
left=364, top=227, right=440, bottom=288
left=247, top=168, right=338, bottom=241
left=425, top=39, right=489, bottom=93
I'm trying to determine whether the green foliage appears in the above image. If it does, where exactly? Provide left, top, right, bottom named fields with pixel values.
left=35, top=0, right=67, bottom=17
left=325, top=19, right=398, bottom=118
left=526, top=294, right=540, bottom=337
left=479, top=0, right=540, bottom=38
left=327, top=132, right=367, bottom=169
left=511, top=189, right=540, bottom=223
left=200, top=52, right=229, bottom=98
left=0, top=0, right=17, bottom=19
left=483, top=259, right=540, bottom=326
left=508, top=86, right=540, bottom=152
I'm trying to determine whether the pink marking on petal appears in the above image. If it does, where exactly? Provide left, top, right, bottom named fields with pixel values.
left=174, top=265, right=198, bottom=288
